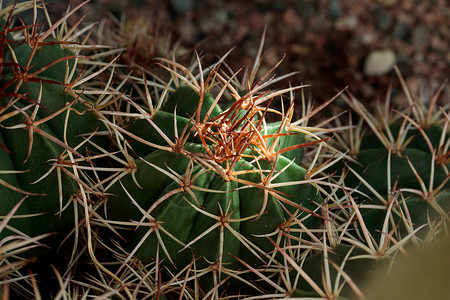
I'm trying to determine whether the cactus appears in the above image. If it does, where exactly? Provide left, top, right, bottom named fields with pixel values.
left=95, top=48, right=343, bottom=296
left=92, top=28, right=449, bottom=299
left=0, top=1, right=117, bottom=296
left=0, top=197, right=50, bottom=297
left=286, top=70, right=450, bottom=299
left=334, top=69, right=449, bottom=240
left=224, top=70, right=449, bottom=299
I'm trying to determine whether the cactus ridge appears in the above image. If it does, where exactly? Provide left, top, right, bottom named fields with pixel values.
left=0, top=1, right=123, bottom=296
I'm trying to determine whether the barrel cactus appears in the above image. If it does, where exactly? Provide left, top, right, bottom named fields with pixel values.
left=0, top=1, right=112, bottom=295
left=288, top=70, right=450, bottom=299
left=98, top=51, right=340, bottom=296
left=335, top=69, right=449, bottom=242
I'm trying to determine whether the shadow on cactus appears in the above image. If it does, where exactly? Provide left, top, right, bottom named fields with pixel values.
left=332, top=68, right=449, bottom=241
left=0, top=1, right=116, bottom=296
left=294, top=69, right=450, bottom=299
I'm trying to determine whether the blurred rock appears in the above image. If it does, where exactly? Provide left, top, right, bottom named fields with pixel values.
left=170, top=0, right=193, bottom=14
left=295, top=1, right=317, bottom=18
left=364, top=49, right=396, bottom=76
left=411, top=25, right=428, bottom=47
left=393, top=21, right=411, bottom=40
left=328, top=0, right=341, bottom=20
left=377, top=0, right=398, bottom=7
left=335, top=15, right=358, bottom=30
left=77, top=0, right=449, bottom=104
left=364, top=237, right=450, bottom=300
left=375, top=9, right=393, bottom=31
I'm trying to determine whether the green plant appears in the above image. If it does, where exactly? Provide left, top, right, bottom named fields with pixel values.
left=99, top=51, right=339, bottom=296
left=0, top=197, right=49, bottom=298
left=335, top=69, right=449, bottom=239
left=0, top=1, right=117, bottom=296
left=88, top=28, right=449, bottom=298
left=287, top=69, right=449, bottom=299
left=225, top=70, right=449, bottom=300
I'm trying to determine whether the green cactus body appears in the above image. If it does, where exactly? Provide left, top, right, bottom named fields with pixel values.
left=293, top=244, right=382, bottom=298
left=106, top=85, right=323, bottom=287
left=333, top=93, right=450, bottom=240
left=0, top=37, right=105, bottom=254
left=346, top=147, right=448, bottom=196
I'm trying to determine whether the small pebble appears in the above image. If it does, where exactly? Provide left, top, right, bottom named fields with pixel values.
left=296, top=1, right=317, bottom=19
left=393, top=21, right=410, bottom=40
left=328, top=0, right=341, bottom=21
left=170, top=0, right=192, bottom=14
left=335, top=15, right=358, bottom=30
left=377, top=0, right=398, bottom=7
left=412, top=26, right=428, bottom=47
left=364, top=49, right=396, bottom=76
left=375, top=9, right=393, bottom=31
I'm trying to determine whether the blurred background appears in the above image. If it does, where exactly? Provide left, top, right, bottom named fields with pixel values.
left=45, top=0, right=449, bottom=107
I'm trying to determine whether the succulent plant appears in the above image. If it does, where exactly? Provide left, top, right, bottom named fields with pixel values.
left=99, top=51, right=339, bottom=296
left=86, top=27, right=449, bottom=298
left=217, top=69, right=449, bottom=300
left=287, top=69, right=450, bottom=299
left=334, top=69, right=449, bottom=240
left=0, top=1, right=119, bottom=296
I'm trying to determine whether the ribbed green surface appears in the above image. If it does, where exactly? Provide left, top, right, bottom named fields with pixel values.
left=106, top=85, right=323, bottom=286
left=0, top=42, right=105, bottom=255
left=333, top=123, right=449, bottom=242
